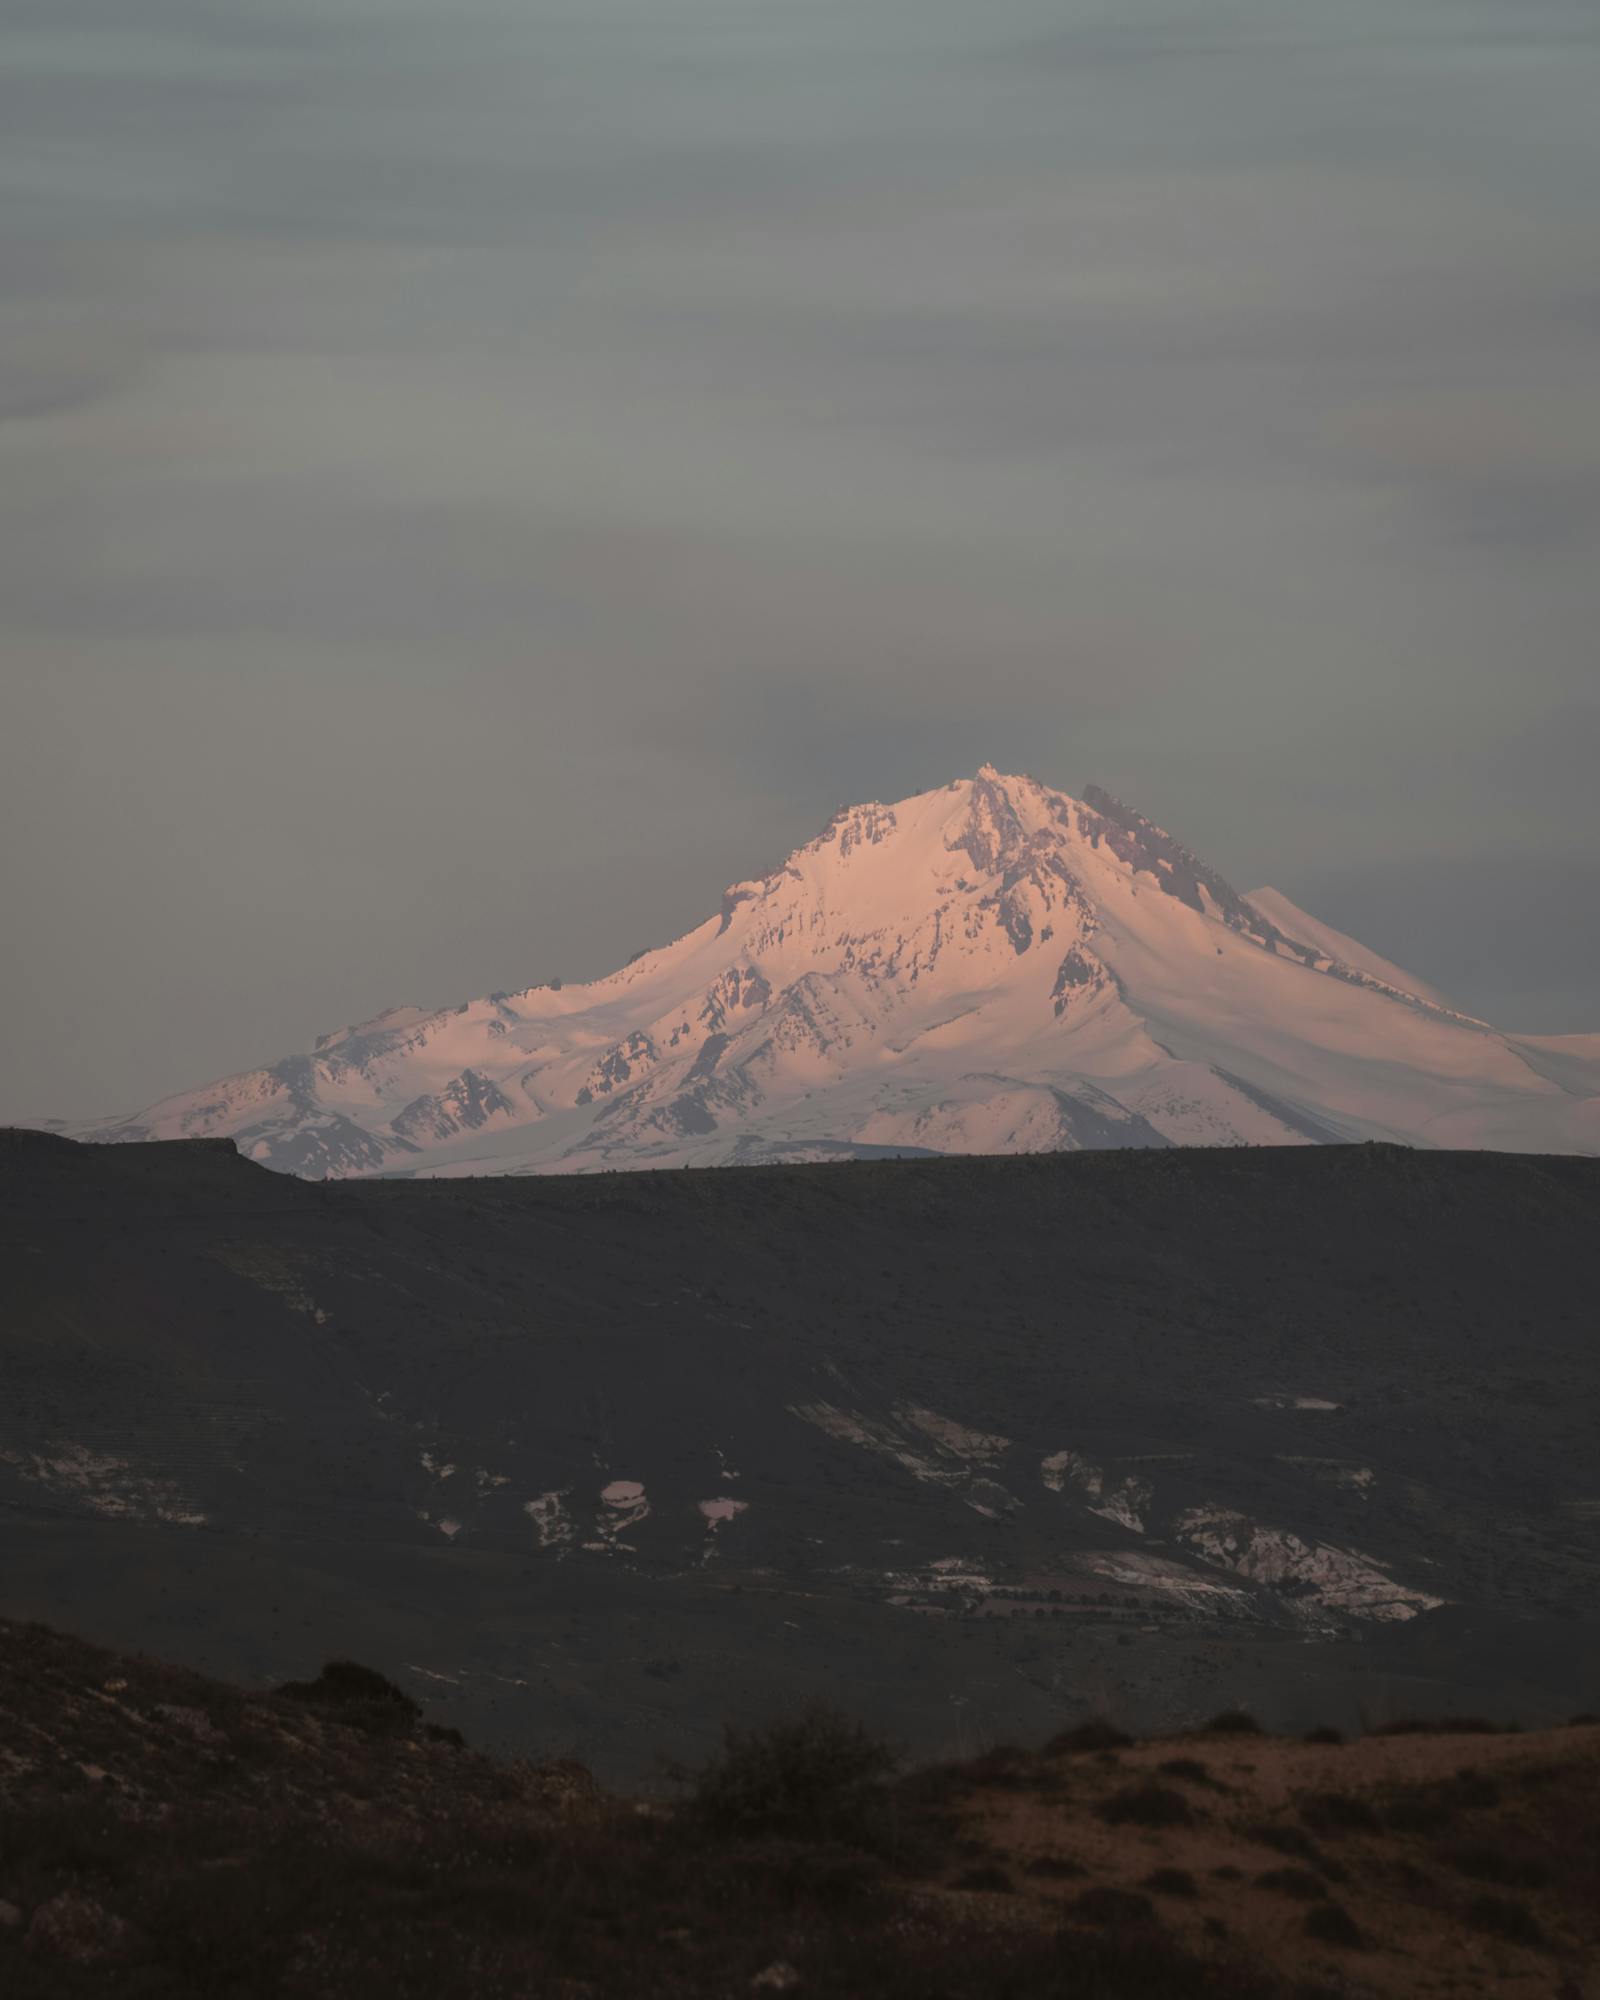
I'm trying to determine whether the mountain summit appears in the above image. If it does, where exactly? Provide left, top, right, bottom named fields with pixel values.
left=79, top=770, right=1598, bottom=1173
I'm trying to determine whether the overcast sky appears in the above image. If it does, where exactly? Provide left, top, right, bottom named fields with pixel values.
left=3, top=0, right=1597, bottom=1119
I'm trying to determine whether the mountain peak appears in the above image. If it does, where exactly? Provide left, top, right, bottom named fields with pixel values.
left=72, top=773, right=1598, bottom=1174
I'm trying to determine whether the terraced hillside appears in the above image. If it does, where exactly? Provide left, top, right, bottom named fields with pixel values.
left=1, top=1130, right=1597, bottom=1778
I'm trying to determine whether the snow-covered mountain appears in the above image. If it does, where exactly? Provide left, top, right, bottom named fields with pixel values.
left=76, top=769, right=1599, bottom=1175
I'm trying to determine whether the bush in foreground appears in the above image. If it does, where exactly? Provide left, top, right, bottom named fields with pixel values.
left=683, top=1705, right=899, bottom=1841
left=277, top=1659, right=421, bottom=1736
left=1096, top=1783, right=1193, bottom=1829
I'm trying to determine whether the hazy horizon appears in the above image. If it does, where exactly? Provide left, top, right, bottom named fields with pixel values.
left=3, top=0, right=1597, bottom=1121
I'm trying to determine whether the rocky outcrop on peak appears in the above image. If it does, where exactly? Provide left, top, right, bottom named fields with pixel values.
left=1077, top=785, right=1292, bottom=948
left=577, top=1032, right=659, bottom=1106
left=391, top=1069, right=516, bottom=1147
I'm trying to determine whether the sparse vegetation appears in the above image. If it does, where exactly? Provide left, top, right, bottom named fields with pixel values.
left=1023, top=1853, right=1088, bottom=1880
left=1096, top=1783, right=1195, bottom=1828
left=1303, top=1901, right=1365, bottom=1948
left=1445, top=1843, right=1553, bottom=1889
left=681, top=1705, right=899, bottom=1841
left=1383, top=1796, right=1454, bottom=1835
left=1466, top=1893, right=1546, bottom=1946
left=1298, top=1790, right=1379, bottom=1834
left=1381, top=1765, right=1503, bottom=1835
left=2, top=1620, right=1596, bottom=2000
left=1076, top=1885, right=1159, bottom=1927
left=1254, top=1866, right=1326, bottom=1900
left=1157, top=1756, right=1228, bottom=1790
left=955, top=1744, right=1032, bottom=1788
left=1245, top=1823, right=1336, bottom=1874
left=1197, top=1710, right=1264, bottom=1737
left=951, top=1862, right=1014, bottom=1893
left=1046, top=1719, right=1133, bottom=1754
left=277, top=1657, right=422, bottom=1733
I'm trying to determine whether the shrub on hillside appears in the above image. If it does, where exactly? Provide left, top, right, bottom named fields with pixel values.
left=1303, top=1901, right=1365, bottom=1948
left=1075, top=1885, right=1159, bottom=1928
left=1466, top=1894, right=1546, bottom=1947
left=276, top=1660, right=422, bottom=1736
left=1244, top=1824, right=1338, bottom=1877
left=1298, top=1791, right=1379, bottom=1835
left=1023, top=1854, right=1088, bottom=1880
left=1046, top=1719, right=1134, bottom=1754
left=1255, top=1867, right=1325, bottom=1901
left=1157, top=1756, right=1228, bottom=1791
left=683, top=1706, right=899, bottom=1841
left=1446, top=1844, right=1553, bottom=1889
left=1142, top=1866, right=1199, bottom=1898
left=1096, top=1783, right=1193, bottom=1829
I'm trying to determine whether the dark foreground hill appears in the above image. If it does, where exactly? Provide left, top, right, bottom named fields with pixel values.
left=3, top=1620, right=1597, bottom=1998
left=1, top=1130, right=1597, bottom=1778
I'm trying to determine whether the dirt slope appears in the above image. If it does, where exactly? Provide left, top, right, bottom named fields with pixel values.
left=2, top=1620, right=1594, bottom=1997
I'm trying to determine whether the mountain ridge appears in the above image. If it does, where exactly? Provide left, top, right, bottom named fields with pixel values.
left=70, top=768, right=1599, bottom=1175
left=5, top=1131, right=1599, bottom=1776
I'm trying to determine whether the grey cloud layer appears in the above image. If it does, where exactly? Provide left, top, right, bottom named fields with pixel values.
left=2, top=0, right=1596, bottom=1116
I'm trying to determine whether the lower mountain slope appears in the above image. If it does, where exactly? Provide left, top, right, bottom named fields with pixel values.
left=2, top=1130, right=1597, bottom=1781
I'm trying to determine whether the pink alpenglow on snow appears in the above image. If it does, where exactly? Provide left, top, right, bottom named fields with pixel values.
left=74, top=769, right=1600, bottom=1174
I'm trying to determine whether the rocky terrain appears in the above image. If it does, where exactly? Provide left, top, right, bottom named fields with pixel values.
left=2, top=1619, right=1595, bottom=1998
left=63, top=770, right=1600, bottom=1173
left=3, top=1129, right=1596, bottom=1780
